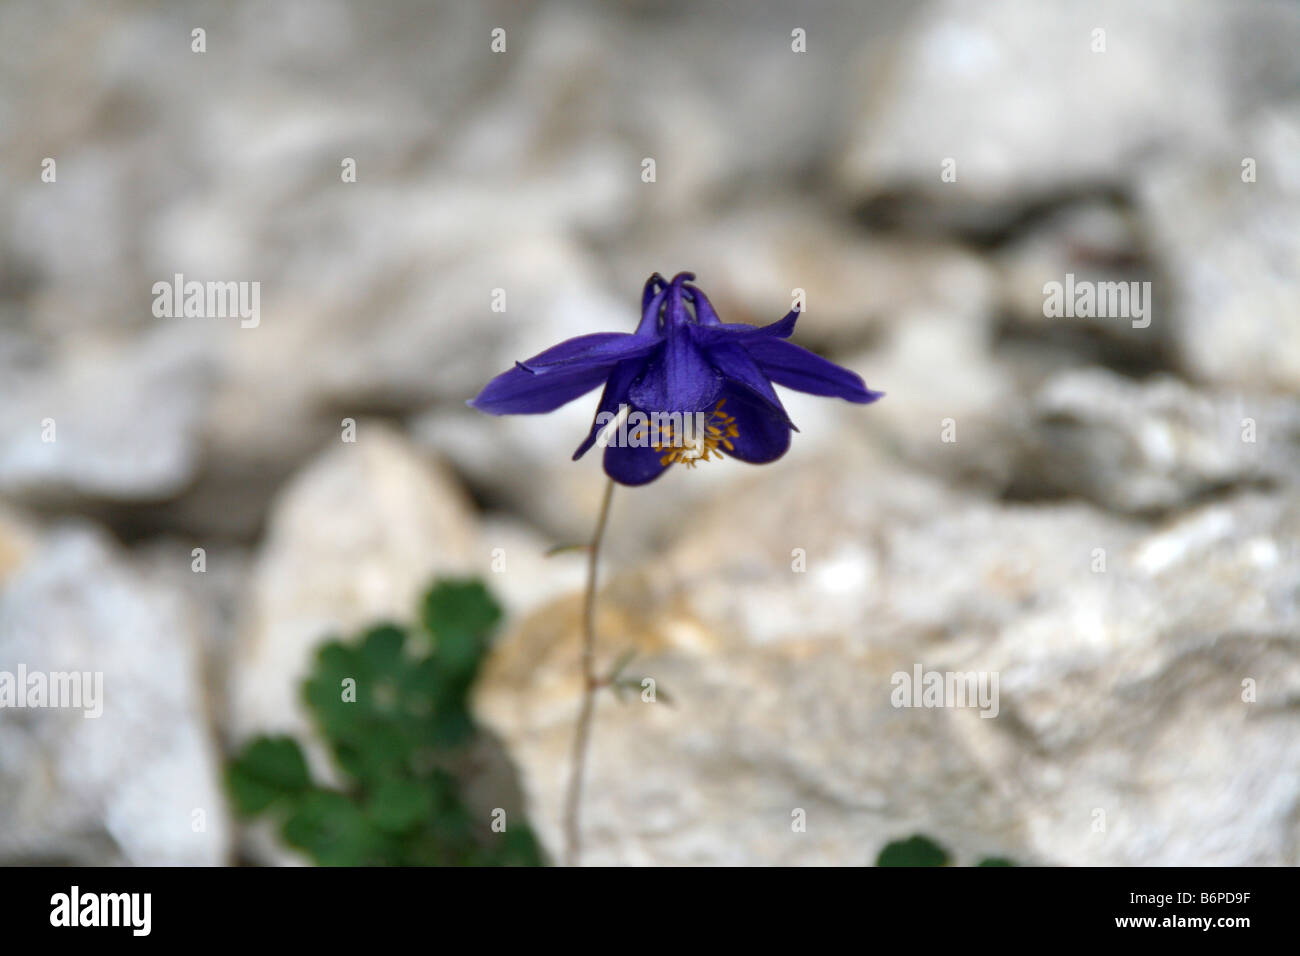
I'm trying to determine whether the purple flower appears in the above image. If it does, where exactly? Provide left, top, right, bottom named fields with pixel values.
left=469, top=272, right=883, bottom=486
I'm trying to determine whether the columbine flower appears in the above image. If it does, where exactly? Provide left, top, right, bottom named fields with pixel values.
left=469, top=271, right=883, bottom=485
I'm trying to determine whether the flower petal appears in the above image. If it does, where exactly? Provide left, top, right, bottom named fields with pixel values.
left=469, top=361, right=614, bottom=415
left=715, top=386, right=793, bottom=464
left=634, top=284, right=667, bottom=337
left=572, top=358, right=643, bottom=460
left=683, top=283, right=799, bottom=340
left=698, top=335, right=794, bottom=425
left=603, top=438, right=671, bottom=486
left=470, top=330, right=662, bottom=415
left=661, top=273, right=695, bottom=331
left=683, top=283, right=722, bottom=326
left=689, top=309, right=799, bottom=347
left=628, top=332, right=723, bottom=413
left=516, top=332, right=659, bottom=372
left=741, top=337, right=883, bottom=403
left=642, top=273, right=666, bottom=313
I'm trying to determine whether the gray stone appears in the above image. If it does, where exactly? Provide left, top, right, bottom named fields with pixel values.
left=993, top=198, right=1171, bottom=366
left=1138, top=107, right=1300, bottom=392
left=850, top=310, right=1029, bottom=494
left=0, top=520, right=231, bottom=865
left=0, top=327, right=214, bottom=505
left=836, top=0, right=1300, bottom=221
left=612, top=198, right=997, bottom=352
left=228, top=425, right=481, bottom=759
left=477, top=444, right=1300, bottom=865
left=1019, top=368, right=1298, bottom=513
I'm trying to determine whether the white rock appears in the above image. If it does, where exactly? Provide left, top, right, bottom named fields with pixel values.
left=852, top=310, right=1027, bottom=493
left=0, top=522, right=230, bottom=865
left=229, top=424, right=480, bottom=753
left=477, top=445, right=1300, bottom=865
left=613, top=199, right=997, bottom=351
left=1138, top=108, right=1300, bottom=391
left=1022, top=368, right=1297, bottom=513
left=0, top=327, right=214, bottom=503
left=836, top=0, right=1300, bottom=216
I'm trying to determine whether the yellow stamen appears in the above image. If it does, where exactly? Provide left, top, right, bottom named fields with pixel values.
left=653, top=399, right=739, bottom=469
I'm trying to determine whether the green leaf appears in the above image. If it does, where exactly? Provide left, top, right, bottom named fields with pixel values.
left=341, top=719, right=414, bottom=783
left=876, top=834, right=951, bottom=867
left=435, top=623, right=486, bottom=687
left=977, top=856, right=1016, bottom=867
left=226, top=576, right=544, bottom=866
left=226, top=736, right=312, bottom=816
left=498, top=825, right=547, bottom=867
left=429, top=707, right=475, bottom=748
left=361, top=624, right=407, bottom=676
left=303, top=640, right=367, bottom=737
left=282, top=789, right=378, bottom=866
left=367, top=779, right=431, bottom=834
left=422, top=579, right=502, bottom=645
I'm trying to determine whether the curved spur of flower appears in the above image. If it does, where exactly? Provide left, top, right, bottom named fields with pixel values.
left=469, top=271, right=884, bottom=486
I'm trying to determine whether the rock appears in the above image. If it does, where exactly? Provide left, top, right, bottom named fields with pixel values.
left=415, top=382, right=873, bottom=558
left=477, top=514, right=587, bottom=621
left=0, top=504, right=38, bottom=579
left=5, top=0, right=1298, bottom=869
left=992, top=198, right=1177, bottom=373
left=413, top=402, right=727, bottom=556
left=611, top=199, right=997, bottom=353
left=477, top=443, right=1300, bottom=865
left=1137, top=107, right=1300, bottom=392
left=0, top=327, right=214, bottom=505
left=0, top=521, right=231, bottom=865
left=851, top=310, right=1028, bottom=494
left=836, top=0, right=1300, bottom=226
left=130, top=538, right=252, bottom=733
left=1015, top=368, right=1299, bottom=513
left=230, top=424, right=565, bottom=864
left=308, top=233, right=630, bottom=412
left=229, top=424, right=481, bottom=758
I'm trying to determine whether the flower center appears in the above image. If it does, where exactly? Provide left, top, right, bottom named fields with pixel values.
left=653, top=399, right=739, bottom=469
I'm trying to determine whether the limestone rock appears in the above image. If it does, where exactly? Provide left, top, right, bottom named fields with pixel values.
left=477, top=445, right=1300, bottom=865
left=1018, top=368, right=1299, bottom=513
left=1137, top=108, right=1300, bottom=392
left=0, top=521, right=231, bottom=865
left=836, top=0, right=1300, bottom=223
left=0, top=328, right=214, bottom=505
left=229, top=424, right=480, bottom=753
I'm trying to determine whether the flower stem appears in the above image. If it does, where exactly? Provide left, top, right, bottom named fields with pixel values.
left=562, top=476, right=616, bottom=867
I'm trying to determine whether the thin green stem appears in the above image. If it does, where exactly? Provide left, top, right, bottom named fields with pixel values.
left=562, top=476, right=616, bottom=867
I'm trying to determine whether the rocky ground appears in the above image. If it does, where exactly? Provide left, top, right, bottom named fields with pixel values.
left=1, top=0, right=1298, bottom=865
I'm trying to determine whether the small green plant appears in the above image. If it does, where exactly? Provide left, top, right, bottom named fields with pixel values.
left=227, top=579, right=544, bottom=866
left=876, top=834, right=1015, bottom=867
left=877, top=833, right=951, bottom=867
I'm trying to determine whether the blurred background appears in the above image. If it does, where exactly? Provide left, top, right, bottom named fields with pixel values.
left=2, top=0, right=1299, bottom=865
